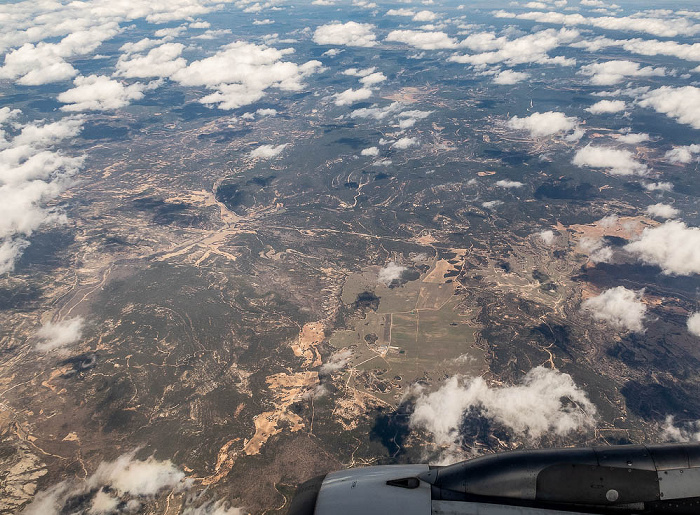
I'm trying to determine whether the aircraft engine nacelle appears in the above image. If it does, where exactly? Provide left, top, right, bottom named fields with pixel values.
left=289, top=443, right=700, bottom=515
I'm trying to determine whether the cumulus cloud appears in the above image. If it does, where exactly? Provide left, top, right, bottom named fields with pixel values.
left=350, top=102, right=403, bottom=121
left=386, top=30, right=459, bottom=50
left=637, top=86, right=700, bottom=129
left=572, top=145, right=647, bottom=175
left=581, top=286, right=646, bottom=332
left=182, top=499, right=244, bottom=515
left=386, top=8, right=415, bottom=16
left=579, top=237, right=613, bottom=264
left=361, top=146, right=379, bottom=156
left=0, top=23, right=120, bottom=85
left=360, top=72, right=387, bottom=86
left=58, top=75, right=151, bottom=112
left=410, top=366, right=597, bottom=445
left=0, top=0, right=233, bottom=61
left=23, top=450, right=189, bottom=515
left=538, top=229, right=556, bottom=244
left=643, top=181, right=673, bottom=192
left=334, top=88, right=373, bottom=106
left=0, top=113, right=84, bottom=273
left=580, top=37, right=700, bottom=65
left=116, top=42, right=187, bottom=78
left=493, top=69, right=530, bottom=84
left=35, top=317, right=84, bottom=352
left=646, top=203, right=679, bottom=219
left=313, top=21, right=377, bottom=47
left=494, top=10, right=700, bottom=38
left=688, top=313, right=700, bottom=337
left=665, top=144, right=700, bottom=164
left=495, top=179, right=524, bottom=188
left=319, top=349, right=352, bottom=375
left=586, top=99, right=626, bottom=114
left=378, top=262, right=407, bottom=286
left=661, top=415, right=700, bottom=443
left=392, top=137, right=419, bottom=149
left=507, top=111, right=579, bottom=137
left=249, top=143, right=288, bottom=159
left=616, top=132, right=649, bottom=144
left=170, top=42, right=322, bottom=110
left=624, top=221, right=700, bottom=275
left=579, top=60, right=665, bottom=85
left=413, top=10, right=437, bottom=22
left=482, top=200, right=503, bottom=208
left=449, top=28, right=578, bottom=66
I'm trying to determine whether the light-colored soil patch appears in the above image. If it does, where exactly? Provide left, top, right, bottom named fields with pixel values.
left=243, top=371, right=318, bottom=456
left=291, top=322, right=324, bottom=368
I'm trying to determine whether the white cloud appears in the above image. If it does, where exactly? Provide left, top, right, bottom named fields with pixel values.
left=579, top=60, right=665, bottom=85
left=586, top=99, right=626, bottom=114
left=360, top=72, right=387, bottom=86
left=361, top=146, right=379, bottom=156
left=646, top=203, right=679, bottom=219
left=334, top=88, right=373, bottom=106
left=624, top=221, right=700, bottom=276
left=637, top=86, right=700, bottom=129
left=90, top=490, right=120, bottom=514
left=398, top=109, right=433, bottom=120
left=413, top=10, right=437, bottom=22
left=494, top=10, right=700, bottom=38
left=343, top=67, right=376, bottom=77
left=313, top=21, right=377, bottom=47
left=482, top=200, right=503, bottom=208
left=581, top=286, right=646, bottom=332
left=688, top=313, right=700, bottom=337
left=24, top=450, right=189, bottom=515
left=35, top=317, right=84, bottom=352
left=386, top=30, right=459, bottom=50
left=319, top=349, right=352, bottom=375
left=493, top=69, right=530, bottom=84
left=589, top=38, right=700, bottom=64
left=0, top=114, right=84, bottom=274
left=386, top=8, right=415, bottom=16
left=182, top=500, right=244, bottom=515
left=495, top=179, right=524, bottom=188
left=449, top=28, right=578, bottom=66
left=661, top=415, right=700, bottom=443
left=392, top=137, right=418, bottom=149
left=507, top=111, right=579, bottom=137
left=378, top=262, right=407, bottom=286
left=58, top=75, right=149, bottom=112
left=0, top=23, right=120, bottom=85
left=616, top=132, right=649, bottom=144
left=116, top=43, right=187, bottom=78
left=538, top=229, right=556, bottom=244
left=410, top=366, right=596, bottom=445
left=665, top=144, right=700, bottom=164
left=572, top=145, right=647, bottom=175
left=193, top=29, right=233, bottom=40
left=579, top=237, right=613, bottom=264
left=170, top=42, right=322, bottom=110
left=350, top=102, right=403, bottom=121
left=643, top=181, right=673, bottom=192
left=249, top=143, right=288, bottom=159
